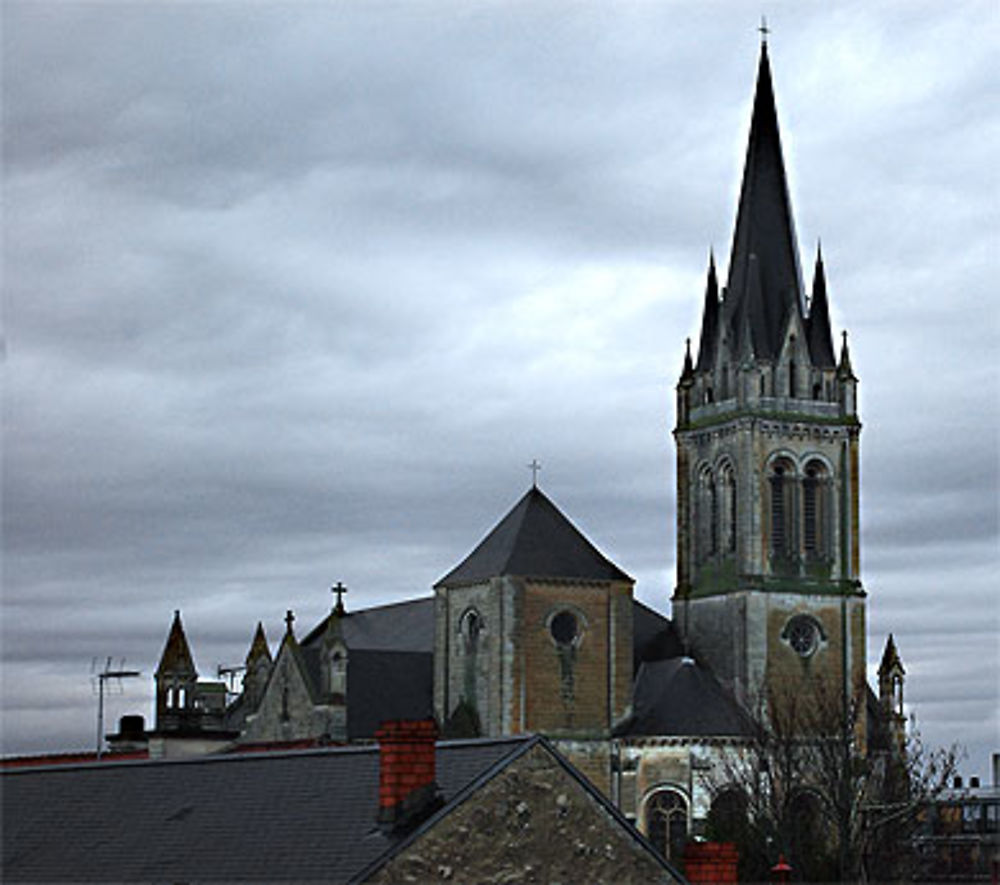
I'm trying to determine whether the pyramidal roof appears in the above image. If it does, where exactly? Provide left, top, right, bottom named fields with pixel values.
left=155, top=610, right=196, bottom=677
left=435, top=487, right=632, bottom=588
left=721, top=41, right=805, bottom=362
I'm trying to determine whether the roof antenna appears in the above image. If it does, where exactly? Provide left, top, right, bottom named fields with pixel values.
left=759, top=15, right=770, bottom=45
left=91, top=656, right=141, bottom=759
left=527, top=459, right=542, bottom=488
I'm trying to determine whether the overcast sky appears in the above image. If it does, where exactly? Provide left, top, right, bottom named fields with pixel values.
left=3, top=1, right=997, bottom=774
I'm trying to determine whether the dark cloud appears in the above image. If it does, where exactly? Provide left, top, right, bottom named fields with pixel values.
left=3, top=3, right=997, bottom=776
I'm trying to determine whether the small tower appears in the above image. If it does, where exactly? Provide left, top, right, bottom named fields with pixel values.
left=672, top=41, right=866, bottom=718
left=878, top=634, right=906, bottom=750
left=154, top=610, right=199, bottom=733
left=434, top=485, right=634, bottom=739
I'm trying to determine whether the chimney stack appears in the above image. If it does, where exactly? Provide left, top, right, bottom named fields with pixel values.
left=375, top=719, right=440, bottom=829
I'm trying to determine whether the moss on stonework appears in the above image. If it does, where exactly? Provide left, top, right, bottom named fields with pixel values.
left=688, top=574, right=864, bottom=600
left=678, top=408, right=861, bottom=433
left=692, top=557, right=738, bottom=594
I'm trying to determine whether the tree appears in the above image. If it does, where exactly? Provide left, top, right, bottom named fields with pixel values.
left=701, top=680, right=959, bottom=883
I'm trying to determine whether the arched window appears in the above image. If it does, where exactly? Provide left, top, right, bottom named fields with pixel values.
left=329, top=648, right=347, bottom=697
left=789, top=359, right=797, bottom=397
left=695, top=465, right=715, bottom=564
left=769, top=459, right=796, bottom=558
left=460, top=608, right=484, bottom=653
left=645, top=788, right=688, bottom=861
left=718, top=462, right=737, bottom=555
left=802, top=459, right=830, bottom=559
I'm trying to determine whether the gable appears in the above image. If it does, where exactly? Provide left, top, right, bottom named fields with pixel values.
left=362, top=741, right=682, bottom=884
left=242, top=638, right=329, bottom=744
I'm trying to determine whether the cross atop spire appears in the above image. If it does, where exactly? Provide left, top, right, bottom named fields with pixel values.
left=331, top=581, right=348, bottom=617
left=527, top=459, right=542, bottom=488
left=284, top=609, right=295, bottom=635
left=759, top=15, right=770, bottom=45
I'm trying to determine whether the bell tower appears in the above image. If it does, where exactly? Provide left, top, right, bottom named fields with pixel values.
left=673, top=41, right=866, bottom=715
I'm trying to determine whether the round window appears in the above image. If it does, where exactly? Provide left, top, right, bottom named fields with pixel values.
left=786, top=616, right=820, bottom=657
left=550, top=611, right=579, bottom=646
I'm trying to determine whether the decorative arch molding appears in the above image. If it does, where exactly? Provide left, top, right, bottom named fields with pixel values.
left=639, top=783, right=690, bottom=862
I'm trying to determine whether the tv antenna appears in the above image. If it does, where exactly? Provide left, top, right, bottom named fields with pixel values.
left=217, top=663, right=246, bottom=702
left=91, top=656, right=141, bottom=759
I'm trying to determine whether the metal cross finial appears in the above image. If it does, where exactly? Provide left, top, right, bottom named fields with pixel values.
left=285, top=609, right=295, bottom=634
left=332, top=581, right=348, bottom=616
left=528, top=459, right=542, bottom=488
left=759, top=15, right=770, bottom=44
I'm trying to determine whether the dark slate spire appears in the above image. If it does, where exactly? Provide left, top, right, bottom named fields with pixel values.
left=681, top=337, right=694, bottom=380
left=695, top=252, right=720, bottom=372
left=838, top=330, right=856, bottom=380
left=807, top=244, right=836, bottom=368
left=435, top=486, right=631, bottom=588
left=155, top=610, right=196, bottom=678
left=724, top=42, right=805, bottom=361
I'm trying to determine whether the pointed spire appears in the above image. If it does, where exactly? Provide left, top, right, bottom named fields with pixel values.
left=806, top=243, right=836, bottom=368
left=838, top=330, right=856, bottom=379
left=723, top=41, right=804, bottom=360
left=245, top=621, right=271, bottom=667
left=155, top=610, right=196, bottom=677
left=681, top=337, right=694, bottom=380
left=879, top=633, right=904, bottom=675
left=695, top=252, right=720, bottom=372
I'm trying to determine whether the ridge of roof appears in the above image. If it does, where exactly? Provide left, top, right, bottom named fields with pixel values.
left=300, top=596, right=433, bottom=648
left=434, top=487, right=632, bottom=588
left=722, top=42, right=805, bottom=362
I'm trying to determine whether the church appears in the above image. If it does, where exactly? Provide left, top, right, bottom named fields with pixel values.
left=147, top=40, right=904, bottom=862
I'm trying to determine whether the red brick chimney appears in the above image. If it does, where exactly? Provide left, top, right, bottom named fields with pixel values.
left=375, top=719, right=441, bottom=829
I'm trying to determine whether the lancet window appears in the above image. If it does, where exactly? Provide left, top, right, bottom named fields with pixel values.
left=644, top=788, right=688, bottom=861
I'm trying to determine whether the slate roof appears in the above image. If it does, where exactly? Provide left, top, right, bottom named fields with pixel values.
left=301, top=597, right=434, bottom=652
left=435, top=487, right=632, bottom=588
left=616, top=657, right=752, bottom=738
left=632, top=599, right=685, bottom=675
left=2, top=736, right=533, bottom=884
left=296, top=644, right=434, bottom=739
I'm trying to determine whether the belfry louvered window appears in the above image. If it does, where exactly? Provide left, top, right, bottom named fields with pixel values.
left=769, top=460, right=795, bottom=556
left=802, top=460, right=829, bottom=558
